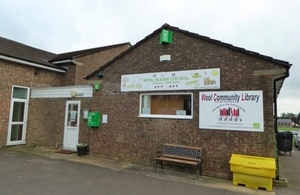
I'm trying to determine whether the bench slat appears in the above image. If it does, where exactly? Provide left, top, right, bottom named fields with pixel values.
left=160, top=154, right=200, bottom=162
left=155, top=156, right=199, bottom=165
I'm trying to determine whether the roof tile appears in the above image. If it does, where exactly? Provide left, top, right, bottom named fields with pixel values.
left=0, top=36, right=60, bottom=69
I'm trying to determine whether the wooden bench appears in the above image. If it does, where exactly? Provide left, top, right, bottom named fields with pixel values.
left=155, top=143, right=202, bottom=178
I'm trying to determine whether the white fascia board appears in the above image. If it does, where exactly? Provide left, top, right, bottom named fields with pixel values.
left=31, top=85, right=93, bottom=98
left=0, top=54, right=66, bottom=73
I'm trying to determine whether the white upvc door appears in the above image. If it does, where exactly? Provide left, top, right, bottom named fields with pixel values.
left=6, top=86, right=30, bottom=146
left=63, top=100, right=81, bottom=150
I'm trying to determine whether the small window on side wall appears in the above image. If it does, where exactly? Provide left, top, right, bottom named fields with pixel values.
left=139, top=93, right=193, bottom=119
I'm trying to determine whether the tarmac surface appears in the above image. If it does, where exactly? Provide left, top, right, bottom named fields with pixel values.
left=0, top=145, right=299, bottom=195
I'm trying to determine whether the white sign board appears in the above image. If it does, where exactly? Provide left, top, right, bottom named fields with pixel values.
left=199, top=91, right=264, bottom=132
left=102, top=114, right=108, bottom=123
left=121, top=68, right=220, bottom=92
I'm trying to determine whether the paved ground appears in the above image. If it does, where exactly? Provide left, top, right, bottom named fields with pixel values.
left=275, top=146, right=300, bottom=195
left=0, top=145, right=299, bottom=195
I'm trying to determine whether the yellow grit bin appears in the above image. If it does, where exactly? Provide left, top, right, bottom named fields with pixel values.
left=229, top=154, right=276, bottom=191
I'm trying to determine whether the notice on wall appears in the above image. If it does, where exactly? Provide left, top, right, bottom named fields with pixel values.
left=121, top=68, right=220, bottom=92
left=199, top=91, right=264, bottom=132
left=102, top=114, right=108, bottom=123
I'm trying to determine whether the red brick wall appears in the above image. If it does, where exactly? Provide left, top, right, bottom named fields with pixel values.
left=25, top=44, right=130, bottom=148
left=62, top=64, right=76, bottom=86
left=26, top=99, right=65, bottom=147
left=0, top=59, right=65, bottom=146
left=87, top=31, right=284, bottom=179
left=27, top=97, right=93, bottom=149
left=75, top=44, right=131, bottom=85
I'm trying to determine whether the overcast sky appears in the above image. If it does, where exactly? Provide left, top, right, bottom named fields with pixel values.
left=0, top=0, right=299, bottom=115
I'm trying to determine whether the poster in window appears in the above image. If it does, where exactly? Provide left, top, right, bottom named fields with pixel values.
left=199, top=91, right=264, bottom=132
left=70, top=111, right=77, bottom=122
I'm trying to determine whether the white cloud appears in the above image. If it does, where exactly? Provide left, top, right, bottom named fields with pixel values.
left=0, top=0, right=299, bottom=114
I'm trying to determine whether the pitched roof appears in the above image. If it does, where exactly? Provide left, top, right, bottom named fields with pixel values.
left=50, top=42, right=131, bottom=62
left=278, top=118, right=293, bottom=123
left=85, top=23, right=292, bottom=79
left=0, top=36, right=62, bottom=70
left=0, top=36, right=130, bottom=72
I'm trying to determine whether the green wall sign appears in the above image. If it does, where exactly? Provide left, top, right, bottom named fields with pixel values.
left=160, top=29, right=173, bottom=44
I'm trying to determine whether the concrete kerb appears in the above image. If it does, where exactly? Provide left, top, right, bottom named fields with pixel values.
left=3, top=145, right=274, bottom=195
left=274, top=178, right=288, bottom=187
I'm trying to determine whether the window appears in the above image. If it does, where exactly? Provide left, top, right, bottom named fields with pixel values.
left=7, top=86, right=29, bottom=144
left=139, top=93, right=193, bottom=119
left=13, top=87, right=28, bottom=99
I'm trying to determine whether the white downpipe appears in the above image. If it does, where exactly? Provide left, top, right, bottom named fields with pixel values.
left=0, top=54, right=66, bottom=73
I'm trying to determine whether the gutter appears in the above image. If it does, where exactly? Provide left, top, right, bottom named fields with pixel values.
left=51, top=59, right=83, bottom=66
left=51, top=59, right=73, bottom=64
left=0, top=54, right=66, bottom=73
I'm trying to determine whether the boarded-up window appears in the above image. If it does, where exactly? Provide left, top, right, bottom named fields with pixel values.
left=140, top=93, right=192, bottom=119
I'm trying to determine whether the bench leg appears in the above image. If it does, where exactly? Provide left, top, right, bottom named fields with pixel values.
left=155, top=160, right=164, bottom=172
left=196, top=163, right=202, bottom=179
left=200, top=164, right=202, bottom=176
left=155, top=160, right=159, bottom=172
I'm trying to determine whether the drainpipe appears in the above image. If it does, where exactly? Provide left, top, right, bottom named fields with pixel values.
left=274, top=71, right=289, bottom=134
left=273, top=68, right=290, bottom=180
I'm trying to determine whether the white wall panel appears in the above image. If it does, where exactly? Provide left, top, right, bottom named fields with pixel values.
left=31, top=85, right=93, bottom=98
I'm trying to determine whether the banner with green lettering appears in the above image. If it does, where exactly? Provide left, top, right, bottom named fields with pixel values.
left=121, top=68, right=220, bottom=92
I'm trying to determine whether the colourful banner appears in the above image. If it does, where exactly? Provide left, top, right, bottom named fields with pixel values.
left=121, top=68, right=220, bottom=92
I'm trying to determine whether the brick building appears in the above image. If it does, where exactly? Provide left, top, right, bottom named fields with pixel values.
left=0, top=24, right=291, bottom=179
left=0, top=37, right=130, bottom=148
left=0, top=37, right=65, bottom=147
left=28, top=43, right=130, bottom=150
left=85, top=24, right=291, bottom=178
left=277, top=118, right=294, bottom=126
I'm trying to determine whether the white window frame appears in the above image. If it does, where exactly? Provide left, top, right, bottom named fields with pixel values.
left=6, top=85, right=30, bottom=145
left=139, top=92, right=193, bottom=119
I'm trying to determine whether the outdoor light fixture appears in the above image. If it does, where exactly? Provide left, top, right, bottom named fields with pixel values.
left=70, top=90, right=84, bottom=97
left=97, top=73, right=104, bottom=78
left=94, top=84, right=101, bottom=91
